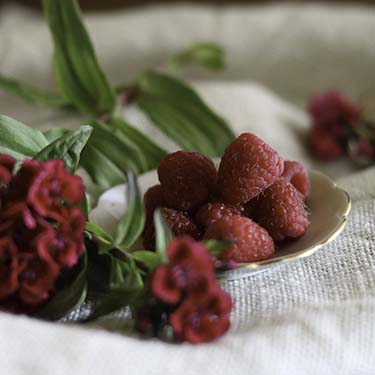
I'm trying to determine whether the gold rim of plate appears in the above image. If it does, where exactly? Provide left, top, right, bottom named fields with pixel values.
left=230, top=170, right=351, bottom=272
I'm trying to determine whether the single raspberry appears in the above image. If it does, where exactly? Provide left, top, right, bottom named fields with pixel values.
left=282, top=161, right=310, bottom=199
left=217, top=133, right=284, bottom=205
left=204, top=215, right=274, bottom=262
left=195, top=202, right=244, bottom=228
left=144, top=184, right=165, bottom=227
left=253, top=179, right=309, bottom=242
left=158, top=151, right=217, bottom=211
left=308, top=125, right=345, bottom=161
left=143, top=208, right=201, bottom=250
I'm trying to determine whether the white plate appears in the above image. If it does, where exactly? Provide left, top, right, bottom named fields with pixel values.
left=90, top=170, right=351, bottom=280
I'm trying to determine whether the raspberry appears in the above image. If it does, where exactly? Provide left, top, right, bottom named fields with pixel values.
left=253, top=179, right=309, bottom=242
left=158, top=151, right=217, bottom=211
left=144, top=184, right=165, bottom=227
left=217, top=133, right=284, bottom=205
left=204, top=215, right=274, bottom=262
left=282, top=161, right=310, bottom=199
left=195, top=202, right=244, bottom=228
left=143, top=208, right=201, bottom=250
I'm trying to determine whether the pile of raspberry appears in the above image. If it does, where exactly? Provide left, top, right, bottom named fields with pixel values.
left=143, top=132, right=310, bottom=263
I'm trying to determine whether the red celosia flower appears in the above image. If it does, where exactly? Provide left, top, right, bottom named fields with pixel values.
left=146, top=236, right=233, bottom=343
left=18, top=252, right=59, bottom=306
left=37, top=208, right=85, bottom=268
left=28, top=160, right=85, bottom=220
left=0, top=155, right=15, bottom=186
left=170, top=287, right=232, bottom=344
left=308, top=91, right=360, bottom=131
left=0, top=156, right=86, bottom=312
left=0, top=238, right=19, bottom=300
left=308, top=125, right=346, bottom=161
left=308, top=92, right=361, bottom=161
left=151, top=236, right=215, bottom=304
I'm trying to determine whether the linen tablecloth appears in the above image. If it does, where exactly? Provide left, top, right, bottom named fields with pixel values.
left=0, top=2, right=374, bottom=374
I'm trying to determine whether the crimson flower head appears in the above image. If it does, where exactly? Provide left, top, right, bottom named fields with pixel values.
left=145, top=236, right=233, bottom=344
left=0, top=155, right=86, bottom=313
left=151, top=236, right=215, bottom=304
left=307, top=92, right=360, bottom=161
left=170, top=287, right=232, bottom=344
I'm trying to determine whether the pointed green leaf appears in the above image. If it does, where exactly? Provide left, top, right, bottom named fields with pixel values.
left=132, top=250, right=161, bottom=272
left=43, top=0, right=116, bottom=115
left=35, top=125, right=92, bottom=172
left=0, top=74, right=70, bottom=108
left=110, top=117, right=167, bottom=171
left=86, top=222, right=113, bottom=245
left=168, top=42, right=224, bottom=71
left=79, top=143, right=125, bottom=191
left=80, top=120, right=162, bottom=191
left=0, top=114, right=48, bottom=159
left=137, top=72, right=235, bottom=156
left=154, top=208, right=173, bottom=262
left=113, top=171, right=145, bottom=249
left=203, top=239, right=232, bottom=257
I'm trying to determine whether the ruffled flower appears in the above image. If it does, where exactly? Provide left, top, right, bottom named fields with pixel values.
left=0, top=156, right=86, bottom=313
left=307, top=92, right=360, bottom=161
left=143, top=236, right=233, bottom=344
left=170, top=287, right=232, bottom=344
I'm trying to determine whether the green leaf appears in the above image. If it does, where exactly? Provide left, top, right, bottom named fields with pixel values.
left=79, top=142, right=125, bottom=191
left=203, top=239, right=232, bottom=257
left=153, top=208, right=173, bottom=262
left=86, top=222, right=113, bottom=245
left=84, top=254, right=144, bottom=322
left=43, top=0, right=116, bottom=115
left=43, top=128, right=67, bottom=142
left=110, top=117, right=167, bottom=171
left=36, top=253, right=87, bottom=321
left=168, top=42, right=224, bottom=71
left=79, top=120, right=146, bottom=191
left=34, top=125, right=92, bottom=172
left=0, top=114, right=48, bottom=159
left=0, top=74, right=70, bottom=108
left=137, top=72, right=235, bottom=157
left=132, top=250, right=161, bottom=271
left=113, top=171, right=145, bottom=249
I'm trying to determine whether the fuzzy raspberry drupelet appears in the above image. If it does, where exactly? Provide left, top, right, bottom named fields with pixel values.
left=158, top=151, right=217, bottom=211
left=282, top=161, right=310, bottom=199
left=143, top=208, right=200, bottom=250
left=217, top=133, right=284, bottom=205
left=144, top=184, right=165, bottom=227
left=204, top=215, right=274, bottom=262
left=253, top=179, right=309, bottom=242
left=195, top=202, right=244, bottom=228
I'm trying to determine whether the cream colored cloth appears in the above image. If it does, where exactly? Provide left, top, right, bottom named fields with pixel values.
left=0, top=3, right=375, bottom=375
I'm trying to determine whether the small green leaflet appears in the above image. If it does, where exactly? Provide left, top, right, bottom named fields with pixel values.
left=137, top=72, right=235, bottom=157
left=113, top=171, right=145, bottom=249
left=35, top=125, right=92, bottom=172
left=85, top=222, right=113, bottom=245
left=0, top=114, right=48, bottom=160
left=168, top=42, right=224, bottom=71
left=36, top=253, right=88, bottom=321
left=153, top=208, right=173, bottom=263
left=203, top=239, right=233, bottom=257
left=84, top=254, right=144, bottom=322
left=0, top=74, right=70, bottom=109
left=43, top=0, right=116, bottom=115
left=132, top=250, right=161, bottom=272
